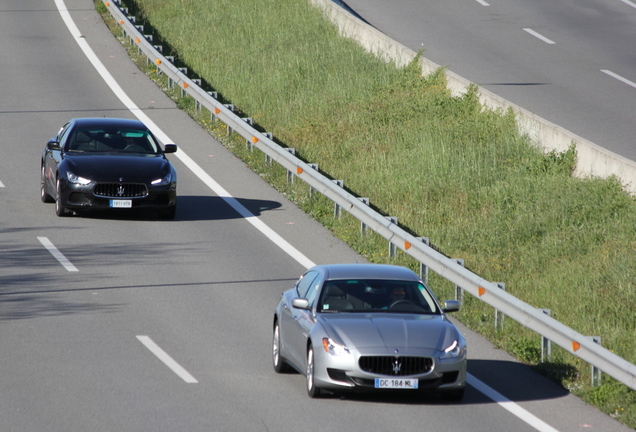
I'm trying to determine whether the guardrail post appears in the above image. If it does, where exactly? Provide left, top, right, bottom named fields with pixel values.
left=242, top=118, right=254, bottom=150
left=358, top=198, right=370, bottom=234
left=286, top=149, right=297, bottom=183
left=332, top=181, right=344, bottom=217
left=385, top=217, right=398, bottom=257
left=308, top=164, right=319, bottom=196
left=223, top=105, right=235, bottom=135
left=590, top=336, right=602, bottom=387
left=454, top=259, right=465, bottom=303
left=494, top=283, right=506, bottom=330
left=416, top=237, right=430, bottom=283
left=541, top=309, right=552, bottom=362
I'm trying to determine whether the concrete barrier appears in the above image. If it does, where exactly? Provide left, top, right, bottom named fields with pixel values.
left=312, top=0, right=636, bottom=192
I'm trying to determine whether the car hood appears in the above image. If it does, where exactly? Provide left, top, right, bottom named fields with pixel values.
left=318, top=314, right=459, bottom=353
left=63, top=154, right=170, bottom=182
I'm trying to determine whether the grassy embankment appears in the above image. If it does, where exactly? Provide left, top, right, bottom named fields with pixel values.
left=97, top=0, right=636, bottom=425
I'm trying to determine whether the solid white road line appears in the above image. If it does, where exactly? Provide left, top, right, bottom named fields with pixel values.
left=137, top=336, right=198, bottom=383
left=523, top=28, right=556, bottom=45
left=468, top=374, right=559, bottom=432
left=37, top=236, right=79, bottom=272
left=56, top=2, right=561, bottom=430
left=475, top=0, right=490, bottom=6
left=601, top=70, right=636, bottom=90
left=622, top=0, right=636, bottom=10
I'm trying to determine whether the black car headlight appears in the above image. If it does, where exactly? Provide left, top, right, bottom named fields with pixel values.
left=151, top=173, right=172, bottom=186
left=66, top=171, right=94, bottom=186
left=440, top=340, right=464, bottom=359
left=322, top=338, right=351, bottom=357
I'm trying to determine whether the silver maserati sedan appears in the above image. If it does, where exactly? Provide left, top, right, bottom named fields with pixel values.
left=272, top=263, right=467, bottom=400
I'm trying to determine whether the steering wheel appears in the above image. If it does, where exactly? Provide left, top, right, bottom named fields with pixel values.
left=389, top=299, right=414, bottom=309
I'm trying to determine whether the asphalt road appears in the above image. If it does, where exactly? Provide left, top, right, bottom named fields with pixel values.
left=342, top=0, right=636, bottom=161
left=0, top=1, right=631, bottom=431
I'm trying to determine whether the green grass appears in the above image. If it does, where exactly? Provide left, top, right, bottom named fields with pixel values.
left=97, top=0, right=636, bottom=425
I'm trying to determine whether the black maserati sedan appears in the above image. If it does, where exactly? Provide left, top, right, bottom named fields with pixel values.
left=41, top=117, right=177, bottom=219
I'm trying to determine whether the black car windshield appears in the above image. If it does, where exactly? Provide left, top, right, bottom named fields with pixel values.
left=66, top=128, right=160, bottom=154
left=318, top=279, right=440, bottom=314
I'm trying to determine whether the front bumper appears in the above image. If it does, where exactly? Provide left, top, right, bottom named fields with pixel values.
left=313, top=347, right=467, bottom=392
left=59, top=180, right=176, bottom=211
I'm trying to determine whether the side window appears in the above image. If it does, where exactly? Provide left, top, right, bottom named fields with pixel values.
left=295, top=271, right=318, bottom=298
left=305, top=275, right=323, bottom=308
left=58, top=123, right=72, bottom=150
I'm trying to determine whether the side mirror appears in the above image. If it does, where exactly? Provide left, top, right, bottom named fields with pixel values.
left=291, top=298, right=310, bottom=310
left=164, top=143, right=177, bottom=153
left=47, top=139, right=61, bottom=150
left=442, top=300, right=461, bottom=313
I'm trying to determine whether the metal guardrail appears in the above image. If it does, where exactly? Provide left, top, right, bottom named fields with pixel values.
left=103, top=0, right=636, bottom=391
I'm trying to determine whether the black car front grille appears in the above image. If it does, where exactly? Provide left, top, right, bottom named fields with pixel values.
left=94, top=183, right=148, bottom=198
left=359, top=356, right=433, bottom=376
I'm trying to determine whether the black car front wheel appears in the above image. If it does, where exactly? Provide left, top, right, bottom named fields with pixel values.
left=41, top=166, right=54, bottom=203
left=159, top=205, right=176, bottom=220
left=55, top=178, right=71, bottom=217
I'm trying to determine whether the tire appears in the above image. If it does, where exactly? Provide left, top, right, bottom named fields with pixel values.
left=55, top=178, right=71, bottom=217
left=439, top=387, right=465, bottom=402
left=159, top=205, right=176, bottom=220
left=306, top=346, right=322, bottom=398
left=40, top=166, right=54, bottom=203
left=272, top=322, right=292, bottom=373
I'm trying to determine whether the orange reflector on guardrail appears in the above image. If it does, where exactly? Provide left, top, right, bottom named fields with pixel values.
left=119, top=20, right=124, bottom=25
left=297, top=167, right=303, bottom=175
left=135, top=37, right=140, bottom=44
left=573, top=341, right=581, bottom=352
left=155, top=59, right=161, bottom=65
left=105, top=2, right=110, bottom=6
left=183, top=83, right=188, bottom=89
left=252, top=137, right=258, bottom=144
left=214, top=108, right=220, bottom=114
left=478, top=287, right=486, bottom=296
left=404, top=241, right=411, bottom=250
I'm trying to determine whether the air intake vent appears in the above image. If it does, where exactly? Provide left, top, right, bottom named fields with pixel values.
left=94, top=183, right=148, bottom=198
left=359, top=356, right=433, bottom=376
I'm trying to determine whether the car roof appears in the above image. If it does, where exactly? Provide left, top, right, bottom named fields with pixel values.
left=70, top=117, right=149, bottom=130
left=311, top=263, right=421, bottom=282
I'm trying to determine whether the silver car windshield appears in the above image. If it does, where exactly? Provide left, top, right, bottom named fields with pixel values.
left=318, top=279, right=440, bottom=314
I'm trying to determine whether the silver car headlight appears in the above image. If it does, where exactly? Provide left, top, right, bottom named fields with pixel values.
left=440, top=340, right=464, bottom=359
left=151, top=173, right=172, bottom=185
left=322, top=338, right=351, bottom=356
left=66, top=171, right=93, bottom=185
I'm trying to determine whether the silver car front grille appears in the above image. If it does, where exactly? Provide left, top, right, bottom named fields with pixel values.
left=94, top=183, right=148, bottom=198
left=358, top=356, right=433, bottom=376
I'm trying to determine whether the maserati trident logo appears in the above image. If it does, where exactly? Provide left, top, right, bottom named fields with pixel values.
left=117, top=185, right=125, bottom=196
left=392, top=359, right=402, bottom=374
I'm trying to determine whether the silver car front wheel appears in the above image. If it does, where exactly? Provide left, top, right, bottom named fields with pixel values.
left=272, top=322, right=291, bottom=373
left=306, top=346, right=322, bottom=398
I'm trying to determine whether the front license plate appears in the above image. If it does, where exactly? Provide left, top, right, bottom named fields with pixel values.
left=375, top=378, right=419, bottom=389
left=110, top=200, right=132, bottom=208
